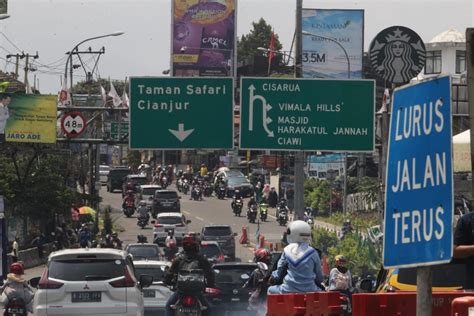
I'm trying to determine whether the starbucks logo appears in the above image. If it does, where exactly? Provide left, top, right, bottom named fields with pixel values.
left=369, top=26, right=426, bottom=84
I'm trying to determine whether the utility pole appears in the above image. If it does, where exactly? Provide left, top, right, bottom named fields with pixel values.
left=294, top=0, right=304, bottom=220
left=6, top=53, right=21, bottom=79
left=21, top=52, right=39, bottom=94
left=467, top=28, right=474, bottom=202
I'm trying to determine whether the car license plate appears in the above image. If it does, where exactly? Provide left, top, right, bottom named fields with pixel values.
left=71, top=291, right=101, bottom=303
left=143, top=289, right=156, bottom=297
left=231, top=297, right=240, bottom=302
left=163, top=202, right=173, bottom=206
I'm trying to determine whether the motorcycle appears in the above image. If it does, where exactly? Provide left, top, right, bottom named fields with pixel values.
left=122, top=199, right=135, bottom=218
left=259, top=203, right=268, bottom=222
left=247, top=204, right=258, bottom=224
left=217, top=186, right=226, bottom=199
left=137, top=215, right=149, bottom=229
left=277, top=210, right=288, bottom=226
left=191, top=186, right=203, bottom=201
left=161, top=176, right=169, bottom=189
left=232, top=199, right=243, bottom=216
left=203, top=183, right=213, bottom=197
left=4, top=297, right=27, bottom=316
left=182, top=180, right=190, bottom=195
left=177, top=178, right=184, bottom=192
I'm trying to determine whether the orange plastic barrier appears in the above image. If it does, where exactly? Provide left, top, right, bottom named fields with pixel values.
left=451, top=296, right=474, bottom=316
left=353, top=292, right=474, bottom=316
left=267, top=292, right=343, bottom=316
left=239, top=226, right=248, bottom=244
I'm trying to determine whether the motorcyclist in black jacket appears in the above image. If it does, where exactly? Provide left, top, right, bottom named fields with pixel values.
left=164, top=233, right=215, bottom=316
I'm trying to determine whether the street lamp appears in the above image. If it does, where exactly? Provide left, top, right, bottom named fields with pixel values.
left=302, top=30, right=351, bottom=79
left=64, top=31, right=125, bottom=91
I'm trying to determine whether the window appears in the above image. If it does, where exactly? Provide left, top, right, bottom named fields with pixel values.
left=425, top=50, right=442, bottom=74
left=203, top=227, right=232, bottom=236
left=456, top=50, right=466, bottom=74
left=48, top=259, right=125, bottom=281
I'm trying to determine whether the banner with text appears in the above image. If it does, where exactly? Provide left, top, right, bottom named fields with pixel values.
left=302, top=9, right=364, bottom=79
left=307, top=154, right=345, bottom=179
left=4, top=95, right=57, bottom=143
left=172, top=0, right=235, bottom=77
left=383, top=76, right=453, bottom=268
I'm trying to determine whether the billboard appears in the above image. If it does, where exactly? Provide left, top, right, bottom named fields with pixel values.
left=302, top=9, right=364, bottom=79
left=172, top=0, right=236, bottom=77
left=3, top=95, right=57, bottom=143
left=307, top=154, right=345, bottom=179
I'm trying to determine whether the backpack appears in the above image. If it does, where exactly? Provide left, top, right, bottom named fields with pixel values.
left=333, top=270, right=350, bottom=290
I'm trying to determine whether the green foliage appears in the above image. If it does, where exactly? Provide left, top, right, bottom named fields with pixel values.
left=237, top=18, right=283, bottom=64
left=126, top=150, right=141, bottom=172
left=304, top=178, right=342, bottom=215
left=72, top=78, right=127, bottom=95
left=315, top=212, right=379, bottom=230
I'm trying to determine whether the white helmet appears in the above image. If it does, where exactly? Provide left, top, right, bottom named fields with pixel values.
left=286, top=220, right=312, bottom=244
left=139, top=200, right=146, bottom=206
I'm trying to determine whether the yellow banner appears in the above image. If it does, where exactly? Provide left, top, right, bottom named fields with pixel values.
left=173, top=54, right=199, bottom=63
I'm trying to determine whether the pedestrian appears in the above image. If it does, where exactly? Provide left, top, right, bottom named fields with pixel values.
left=11, top=238, right=19, bottom=263
left=286, top=187, right=295, bottom=214
left=263, top=184, right=270, bottom=201
left=31, top=233, right=46, bottom=260
left=268, top=187, right=279, bottom=208
left=453, top=211, right=474, bottom=290
left=78, top=224, right=92, bottom=248
left=200, top=164, right=208, bottom=177
left=268, top=220, right=324, bottom=294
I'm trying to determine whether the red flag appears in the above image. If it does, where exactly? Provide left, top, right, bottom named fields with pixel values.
left=268, top=32, right=276, bottom=64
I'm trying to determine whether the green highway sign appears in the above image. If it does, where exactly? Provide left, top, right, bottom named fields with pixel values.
left=111, top=122, right=128, bottom=140
left=240, top=78, right=375, bottom=151
left=130, top=77, right=233, bottom=149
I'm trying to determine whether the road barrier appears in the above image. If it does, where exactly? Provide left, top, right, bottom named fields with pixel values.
left=267, top=292, right=343, bottom=316
left=451, top=296, right=474, bottom=315
left=353, top=292, right=474, bottom=316
left=239, top=225, right=248, bottom=244
left=258, top=235, right=265, bottom=249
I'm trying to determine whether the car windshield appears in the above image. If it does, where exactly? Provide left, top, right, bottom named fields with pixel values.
left=110, top=169, right=130, bottom=178
left=158, top=217, right=183, bottom=225
left=228, top=177, right=248, bottom=186
left=214, top=267, right=254, bottom=285
left=396, top=263, right=466, bottom=287
left=127, top=246, right=161, bottom=259
left=135, top=267, right=166, bottom=283
left=48, top=259, right=125, bottom=281
left=156, top=192, right=178, bottom=199
left=200, top=244, right=221, bottom=258
left=226, top=170, right=244, bottom=177
left=203, top=227, right=232, bottom=236
left=142, top=188, right=160, bottom=196
left=131, top=177, right=148, bottom=185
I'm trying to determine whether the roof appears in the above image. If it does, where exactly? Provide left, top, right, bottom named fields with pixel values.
left=157, top=212, right=184, bottom=217
left=429, top=28, right=465, bottom=43
left=49, top=248, right=126, bottom=259
left=203, top=224, right=231, bottom=228
left=140, top=184, right=162, bottom=189
left=132, top=260, right=170, bottom=267
left=126, top=243, right=160, bottom=248
left=201, top=241, right=220, bottom=246
left=155, top=189, right=178, bottom=193
left=128, top=174, right=147, bottom=178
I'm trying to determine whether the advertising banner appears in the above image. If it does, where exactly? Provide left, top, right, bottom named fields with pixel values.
left=307, top=154, right=345, bottom=179
left=4, top=95, right=57, bottom=143
left=302, top=9, right=364, bottom=79
left=172, top=0, right=235, bottom=77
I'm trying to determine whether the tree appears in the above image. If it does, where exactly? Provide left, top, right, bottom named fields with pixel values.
left=126, top=150, right=141, bottom=173
left=237, top=18, right=283, bottom=64
left=72, top=78, right=127, bottom=96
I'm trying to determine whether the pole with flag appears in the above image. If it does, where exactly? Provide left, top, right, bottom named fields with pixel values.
left=267, top=31, right=276, bottom=75
left=100, top=85, right=107, bottom=106
left=108, top=81, right=122, bottom=108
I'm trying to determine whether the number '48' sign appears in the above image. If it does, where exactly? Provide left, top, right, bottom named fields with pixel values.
left=61, top=112, right=87, bottom=138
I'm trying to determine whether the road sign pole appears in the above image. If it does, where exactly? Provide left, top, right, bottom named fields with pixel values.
left=416, top=266, right=432, bottom=316
left=467, top=29, right=474, bottom=203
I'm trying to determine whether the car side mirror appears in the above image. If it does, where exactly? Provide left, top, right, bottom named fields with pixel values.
left=139, top=274, right=154, bottom=289
left=29, top=277, right=40, bottom=288
left=359, top=279, right=374, bottom=293
left=186, top=219, right=192, bottom=224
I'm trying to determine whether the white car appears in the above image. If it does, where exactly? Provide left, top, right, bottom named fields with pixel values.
left=99, top=165, right=110, bottom=184
left=133, top=260, right=173, bottom=315
left=152, top=212, right=190, bottom=246
left=33, top=248, right=152, bottom=316
left=137, top=184, right=162, bottom=210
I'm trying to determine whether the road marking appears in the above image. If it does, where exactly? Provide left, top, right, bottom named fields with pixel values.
left=182, top=210, right=191, bottom=215
left=196, top=216, right=204, bottom=221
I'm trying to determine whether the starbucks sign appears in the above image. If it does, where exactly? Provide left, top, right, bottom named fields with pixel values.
left=369, top=26, right=426, bottom=84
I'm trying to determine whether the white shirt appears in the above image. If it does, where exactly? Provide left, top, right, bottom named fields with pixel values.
left=0, top=103, right=10, bottom=133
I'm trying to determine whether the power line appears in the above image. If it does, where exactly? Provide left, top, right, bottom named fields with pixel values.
left=0, top=31, right=23, bottom=53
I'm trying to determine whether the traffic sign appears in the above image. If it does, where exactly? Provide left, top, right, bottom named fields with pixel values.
left=61, top=112, right=86, bottom=138
left=383, top=76, right=453, bottom=268
left=240, top=78, right=374, bottom=151
left=129, top=77, right=233, bottom=149
left=111, top=122, right=128, bottom=140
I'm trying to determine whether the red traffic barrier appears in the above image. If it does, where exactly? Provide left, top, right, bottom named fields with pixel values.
left=268, top=292, right=343, bottom=316
left=239, top=226, right=248, bottom=244
left=353, top=292, right=474, bottom=316
left=258, top=235, right=265, bottom=249
left=451, top=296, right=474, bottom=316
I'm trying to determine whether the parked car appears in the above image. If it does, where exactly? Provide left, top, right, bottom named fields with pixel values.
left=99, top=165, right=110, bottom=185
left=208, top=262, right=258, bottom=313
left=200, top=241, right=226, bottom=263
left=201, top=225, right=237, bottom=261
left=32, top=248, right=152, bottom=316
left=125, top=243, right=163, bottom=261
left=122, top=174, right=149, bottom=196
left=152, top=190, right=181, bottom=216
left=107, top=166, right=131, bottom=193
left=152, top=212, right=190, bottom=246
left=137, top=184, right=162, bottom=212
left=133, top=260, right=173, bottom=316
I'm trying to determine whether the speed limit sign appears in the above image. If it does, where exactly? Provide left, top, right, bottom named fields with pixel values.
left=61, top=112, right=86, bottom=138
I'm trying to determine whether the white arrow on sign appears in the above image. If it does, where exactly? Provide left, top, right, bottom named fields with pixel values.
left=168, top=123, right=194, bottom=142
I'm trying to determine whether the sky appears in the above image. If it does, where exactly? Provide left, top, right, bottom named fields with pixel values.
left=1, top=0, right=473, bottom=94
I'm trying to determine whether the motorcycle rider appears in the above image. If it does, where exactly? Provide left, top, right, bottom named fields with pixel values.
left=231, top=189, right=242, bottom=210
left=268, top=220, right=324, bottom=294
left=122, top=190, right=135, bottom=209
left=328, top=255, right=353, bottom=292
left=277, top=199, right=290, bottom=219
left=243, top=249, right=272, bottom=314
left=111, top=232, right=123, bottom=249
left=165, top=230, right=178, bottom=261
left=164, top=233, right=215, bottom=316
left=247, top=196, right=258, bottom=219
left=0, top=262, right=34, bottom=314
left=137, top=200, right=149, bottom=223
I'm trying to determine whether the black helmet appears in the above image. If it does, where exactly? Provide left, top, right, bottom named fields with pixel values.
left=182, top=232, right=200, bottom=253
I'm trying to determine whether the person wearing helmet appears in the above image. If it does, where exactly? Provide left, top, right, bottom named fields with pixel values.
left=164, top=233, right=215, bottom=316
left=111, top=232, right=123, bottom=250
left=0, top=262, right=34, bottom=313
left=123, top=190, right=135, bottom=209
left=244, top=248, right=272, bottom=314
left=328, top=255, right=353, bottom=292
left=137, top=200, right=149, bottom=221
left=267, top=220, right=324, bottom=294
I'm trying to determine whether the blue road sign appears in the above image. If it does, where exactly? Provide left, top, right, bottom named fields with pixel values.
left=383, top=76, right=453, bottom=268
